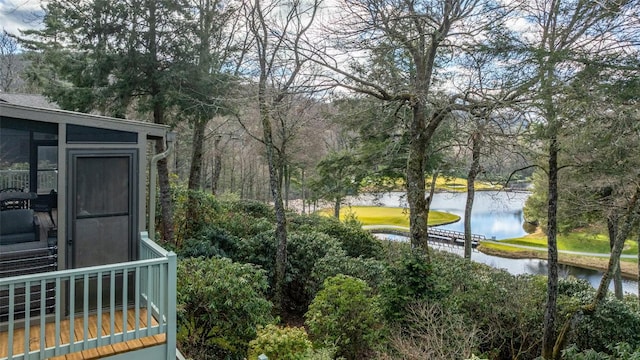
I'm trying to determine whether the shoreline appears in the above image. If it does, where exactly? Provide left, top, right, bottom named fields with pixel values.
left=478, top=245, right=638, bottom=280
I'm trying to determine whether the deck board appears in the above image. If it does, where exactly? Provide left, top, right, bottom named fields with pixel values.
left=0, top=308, right=164, bottom=359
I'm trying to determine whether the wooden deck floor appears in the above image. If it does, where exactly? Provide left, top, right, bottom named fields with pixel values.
left=0, top=308, right=165, bottom=359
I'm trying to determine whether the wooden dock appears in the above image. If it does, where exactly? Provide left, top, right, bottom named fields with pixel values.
left=371, top=227, right=486, bottom=248
left=0, top=308, right=165, bottom=359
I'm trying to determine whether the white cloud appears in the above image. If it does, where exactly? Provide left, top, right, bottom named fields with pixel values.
left=0, top=0, right=44, bottom=36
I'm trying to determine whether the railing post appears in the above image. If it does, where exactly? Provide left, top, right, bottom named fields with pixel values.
left=166, top=251, right=178, bottom=360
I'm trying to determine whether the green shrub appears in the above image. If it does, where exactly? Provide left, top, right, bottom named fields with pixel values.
left=562, top=343, right=640, bottom=360
left=224, top=198, right=276, bottom=220
left=430, top=250, right=546, bottom=360
left=286, top=231, right=344, bottom=312
left=235, top=230, right=277, bottom=281
left=217, top=211, right=275, bottom=239
left=305, top=275, right=385, bottom=359
left=290, top=214, right=383, bottom=259
left=237, top=230, right=346, bottom=312
left=177, top=238, right=220, bottom=259
left=565, top=290, right=640, bottom=353
left=311, top=246, right=387, bottom=292
left=380, top=248, right=439, bottom=321
left=177, top=257, right=274, bottom=359
left=177, top=225, right=242, bottom=259
left=247, top=324, right=313, bottom=360
left=171, top=185, right=221, bottom=244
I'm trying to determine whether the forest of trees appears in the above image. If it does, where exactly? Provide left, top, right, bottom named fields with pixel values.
left=1, top=0, right=640, bottom=358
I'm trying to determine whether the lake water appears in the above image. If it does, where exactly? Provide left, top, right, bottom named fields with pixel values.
left=374, top=233, right=638, bottom=295
left=351, top=191, right=530, bottom=239
left=349, top=191, right=638, bottom=295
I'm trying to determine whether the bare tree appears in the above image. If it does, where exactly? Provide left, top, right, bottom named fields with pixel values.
left=0, top=31, right=20, bottom=92
left=242, top=0, right=322, bottom=313
left=307, top=0, right=509, bottom=254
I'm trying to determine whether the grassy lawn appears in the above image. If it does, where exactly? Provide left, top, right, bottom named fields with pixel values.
left=317, top=206, right=460, bottom=227
left=427, top=176, right=501, bottom=192
left=361, top=175, right=501, bottom=192
left=496, top=231, right=638, bottom=255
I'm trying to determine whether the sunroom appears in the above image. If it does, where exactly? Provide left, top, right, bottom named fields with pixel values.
left=0, top=102, right=178, bottom=360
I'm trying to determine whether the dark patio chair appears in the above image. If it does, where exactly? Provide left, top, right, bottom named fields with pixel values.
left=0, top=187, right=31, bottom=211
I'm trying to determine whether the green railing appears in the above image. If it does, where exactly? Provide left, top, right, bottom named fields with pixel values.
left=0, top=170, right=58, bottom=193
left=0, top=232, right=177, bottom=360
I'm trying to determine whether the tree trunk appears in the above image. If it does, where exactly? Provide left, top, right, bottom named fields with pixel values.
left=211, top=137, right=222, bottom=195
left=592, top=187, right=640, bottom=306
left=464, top=131, right=481, bottom=259
left=301, top=168, right=306, bottom=214
left=284, top=164, right=290, bottom=209
left=147, top=0, right=173, bottom=245
left=155, top=137, right=174, bottom=244
left=607, top=215, right=623, bottom=299
left=542, top=134, right=559, bottom=359
left=188, top=122, right=207, bottom=191
left=637, top=229, right=640, bottom=307
left=406, top=103, right=429, bottom=253
left=334, top=195, right=341, bottom=219
left=183, top=120, right=207, bottom=238
left=263, top=115, right=287, bottom=314
left=259, top=80, right=287, bottom=314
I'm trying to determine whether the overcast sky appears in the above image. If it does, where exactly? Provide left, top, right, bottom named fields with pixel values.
left=1, top=0, right=43, bottom=36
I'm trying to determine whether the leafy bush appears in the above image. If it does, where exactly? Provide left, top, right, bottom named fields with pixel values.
left=171, top=185, right=221, bottom=244
left=224, top=198, right=276, bottom=220
left=247, top=324, right=313, bottom=360
left=177, top=238, right=220, bottom=259
left=311, top=246, right=387, bottom=292
left=429, top=250, right=546, bottom=360
left=289, top=213, right=383, bottom=259
left=235, top=230, right=277, bottom=280
left=286, top=231, right=345, bottom=312
left=217, top=211, right=275, bottom=239
left=305, top=275, right=385, bottom=359
left=565, top=290, right=640, bottom=353
left=562, top=343, right=640, bottom=360
left=236, top=230, right=346, bottom=312
left=177, top=225, right=242, bottom=259
left=380, top=248, right=439, bottom=321
left=177, top=257, right=274, bottom=359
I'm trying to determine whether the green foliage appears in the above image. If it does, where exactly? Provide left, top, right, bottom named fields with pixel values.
left=310, top=150, right=366, bottom=206
left=305, top=275, right=385, bottom=360
left=523, top=169, right=547, bottom=228
left=235, top=231, right=277, bottom=278
left=311, top=246, right=387, bottom=292
left=177, top=225, right=241, bottom=259
left=380, top=248, right=439, bottom=321
left=290, top=213, right=383, bottom=259
left=177, top=257, right=274, bottom=359
left=285, top=231, right=345, bottom=312
left=247, top=325, right=313, bottom=360
left=217, top=211, right=275, bottom=239
left=165, top=189, right=640, bottom=359
left=429, top=251, right=546, bottom=360
left=172, top=185, right=221, bottom=244
left=236, top=229, right=346, bottom=312
left=562, top=289, right=640, bottom=352
left=177, top=238, right=220, bottom=259
left=562, top=343, right=640, bottom=360
left=224, top=199, right=276, bottom=220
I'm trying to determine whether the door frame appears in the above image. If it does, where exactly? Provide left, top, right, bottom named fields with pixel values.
left=66, top=149, right=139, bottom=270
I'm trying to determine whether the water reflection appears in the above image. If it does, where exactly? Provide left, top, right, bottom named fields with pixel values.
left=374, top=233, right=638, bottom=295
left=351, top=191, right=531, bottom=239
